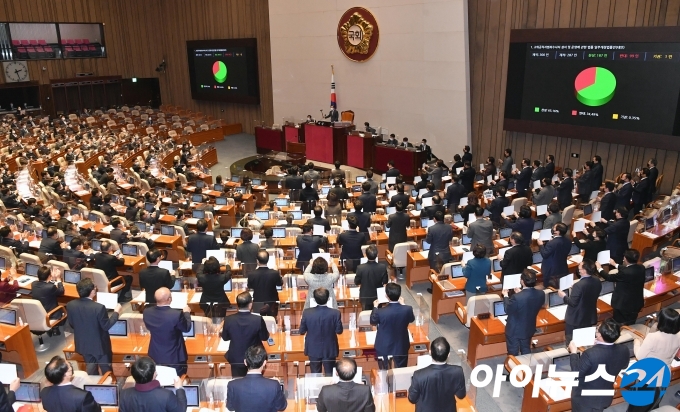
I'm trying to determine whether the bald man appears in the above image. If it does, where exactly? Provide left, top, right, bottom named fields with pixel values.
left=142, top=287, right=192, bottom=375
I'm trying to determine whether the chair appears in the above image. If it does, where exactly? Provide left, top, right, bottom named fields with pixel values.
left=562, top=205, right=575, bottom=227
left=0, top=246, right=19, bottom=269
left=505, top=348, right=569, bottom=379
left=81, top=268, right=124, bottom=294
left=20, top=253, right=42, bottom=267
left=11, top=300, right=66, bottom=352
left=177, top=173, right=188, bottom=186
left=385, top=241, right=417, bottom=278
left=47, top=259, right=70, bottom=274
left=340, top=110, right=355, bottom=124
left=357, top=310, right=372, bottom=327
left=454, top=294, right=501, bottom=328
left=262, top=316, right=276, bottom=332
left=285, top=227, right=302, bottom=238
left=628, top=220, right=639, bottom=247
left=511, top=197, right=527, bottom=213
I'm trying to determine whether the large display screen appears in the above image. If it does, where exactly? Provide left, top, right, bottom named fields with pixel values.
left=504, top=27, right=680, bottom=150
left=186, top=39, right=260, bottom=104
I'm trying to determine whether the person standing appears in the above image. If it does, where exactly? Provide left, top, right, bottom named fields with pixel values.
left=467, top=207, right=494, bottom=256
left=370, top=283, right=415, bottom=368
left=502, top=270, right=545, bottom=356
left=463, top=245, right=491, bottom=302
left=499, top=232, right=533, bottom=283
left=40, top=356, right=102, bottom=412
left=500, top=148, right=513, bottom=175
left=247, top=250, right=283, bottom=316
left=143, top=288, right=192, bottom=375
left=596, top=249, right=645, bottom=325
left=647, top=158, right=659, bottom=195
left=66, top=278, right=122, bottom=375
left=599, top=206, right=630, bottom=263
left=537, top=223, right=572, bottom=288
left=599, top=181, right=617, bottom=221
left=296, top=223, right=323, bottom=269
left=503, top=205, right=534, bottom=247
left=357, top=181, right=377, bottom=213
left=408, top=337, right=466, bottom=412
left=568, top=319, right=630, bottom=412
left=0, top=377, right=19, bottom=412
left=513, top=158, right=532, bottom=198
left=557, top=259, right=601, bottom=343
left=119, top=357, right=187, bottom=412
left=316, top=358, right=375, bottom=412
left=337, top=215, right=367, bottom=271
left=139, top=249, right=175, bottom=304
left=542, top=202, right=562, bottom=230
left=576, top=161, right=595, bottom=203
left=354, top=245, right=389, bottom=310
left=485, top=186, right=509, bottom=226
left=425, top=211, right=453, bottom=271
left=445, top=175, right=467, bottom=213
left=185, top=219, right=219, bottom=271
left=556, top=168, right=575, bottom=210
left=632, top=167, right=651, bottom=213
left=386, top=202, right=409, bottom=252
left=226, top=345, right=287, bottom=412
left=299, top=287, right=343, bottom=376
left=572, top=227, right=607, bottom=262
left=221, top=292, right=269, bottom=377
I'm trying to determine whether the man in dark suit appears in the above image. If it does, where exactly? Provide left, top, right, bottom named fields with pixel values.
left=55, top=208, right=71, bottom=232
left=426, top=211, right=453, bottom=272
left=299, top=287, right=343, bottom=375
left=499, top=232, right=533, bottom=283
left=419, top=139, right=432, bottom=160
left=530, top=160, right=545, bottom=188
left=0, top=226, right=30, bottom=256
left=109, top=217, right=128, bottom=245
left=94, top=240, right=132, bottom=302
left=247, top=250, right=283, bottom=316
left=615, top=173, right=633, bottom=209
left=317, top=358, right=374, bottom=412
left=461, top=145, right=472, bottom=163
left=597, top=249, right=645, bottom=325
left=647, top=158, right=659, bottom=194
left=185, top=218, right=219, bottom=270
left=399, top=137, right=414, bottom=148
left=354, top=245, right=388, bottom=310
left=408, top=337, right=465, bottom=412
left=222, top=291, right=270, bottom=375
left=503, top=205, right=534, bottom=247
left=425, top=195, right=446, bottom=220
left=485, top=186, right=509, bottom=226
left=591, top=155, right=604, bottom=187
left=31, top=265, right=65, bottom=334
left=66, top=278, right=122, bottom=374
left=388, top=183, right=410, bottom=208
left=544, top=155, right=555, bottom=180
left=601, top=207, right=630, bottom=263
left=386, top=202, right=410, bottom=253
left=124, top=199, right=140, bottom=222
left=119, top=357, right=187, bottom=412
left=385, top=135, right=398, bottom=146
left=357, top=181, right=377, bottom=213
left=63, top=237, right=89, bottom=270
left=467, top=207, right=494, bottom=256
left=226, top=345, right=287, bottom=412
left=324, top=105, right=339, bottom=123
left=38, top=226, right=64, bottom=261
left=307, top=206, right=331, bottom=233
left=567, top=318, right=630, bottom=412
left=337, top=216, right=367, bottom=271
left=513, top=158, right=532, bottom=197
left=576, top=161, right=595, bottom=203
left=139, top=249, right=176, bottom=304
left=296, top=223, right=324, bottom=269
left=370, top=283, right=415, bottom=368
left=632, top=167, right=651, bottom=213
left=143, top=287, right=192, bottom=375
left=329, top=178, right=349, bottom=202
left=557, top=259, right=602, bottom=343
left=348, top=200, right=371, bottom=236
left=40, top=356, right=102, bottom=412
left=458, top=161, right=476, bottom=194
left=599, top=181, right=617, bottom=221
left=445, top=175, right=467, bottom=212
left=537, top=223, right=572, bottom=288
left=0, top=377, right=19, bottom=412
left=502, top=270, right=545, bottom=356
left=556, top=168, right=575, bottom=210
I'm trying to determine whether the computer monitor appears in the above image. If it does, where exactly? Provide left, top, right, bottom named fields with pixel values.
left=91, top=239, right=102, bottom=251
left=422, top=241, right=430, bottom=251
left=70, top=207, right=80, bottom=216
left=214, top=184, right=224, bottom=192
left=533, top=220, right=543, bottom=231
left=12, top=382, right=41, bottom=402
left=499, top=227, right=512, bottom=239
left=223, top=279, right=233, bottom=292
left=420, top=218, right=430, bottom=228
left=583, top=204, right=593, bottom=216
left=170, top=278, right=181, bottom=292
left=251, top=179, right=262, bottom=186
left=493, top=301, right=506, bottom=317
left=411, top=189, right=419, bottom=198
left=380, top=182, right=386, bottom=190
left=231, top=175, right=240, bottom=182
left=461, top=234, right=471, bottom=245
left=569, top=243, right=581, bottom=256
left=110, top=195, right=119, bottom=204
left=25, top=263, right=40, bottom=277
left=64, top=270, right=81, bottom=284
left=275, top=198, right=289, bottom=207
left=135, top=222, right=147, bottom=232
left=321, top=186, right=331, bottom=196
left=644, top=266, right=655, bottom=282
left=164, top=385, right=199, bottom=407
left=645, top=217, right=656, bottom=231
left=183, top=321, right=195, bottom=338
left=290, top=210, right=303, bottom=220
left=215, top=197, right=227, bottom=205
left=272, top=227, right=286, bottom=239
left=88, top=212, right=98, bottom=222
left=192, top=209, right=206, bottom=219
left=386, top=207, right=396, bottom=215
left=167, top=206, right=179, bottom=216
left=41, top=229, right=48, bottom=239
left=255, top=210, right=270, bottom=220
left=356, top=176, right=366, bottom=183
left=295, top=247, right=300, bottom=259
left=552, top=354, right=571, bottom=372
left=122, top=244, right=138, bottom=256
left=493, top=259, right=502, bottom=272
left=189, top=194, right=201, bottom=203
left=0, top=308, right=17, bottom=326
left=234, top=186, right=246, bottom=194
left=532, top=251, right=543, bottom=264
left=64, top=234, right=74, bottom=245
left=453, top=214, right=464, bottom=223
left=144, top=202, right=155, bottom=212
left=231, top=227, right=243, bottom=238
left=161, top=225, right=176, bottom=236
left=0, top=257, right=5, bottom=270
left=673, top=256, right=680, bottom=273
left=108, top=320, right=127, bottom=337
left=548, top=290, right=568, bottom=307
left=84, top=385, right=118, bottom=406
left=600, top=281, right=615, bottom=295
left=128, top=176, right=136, bottom=185
left=450, top=264, right=464, bottom=279
left=195, top=180, right=205, bottom=189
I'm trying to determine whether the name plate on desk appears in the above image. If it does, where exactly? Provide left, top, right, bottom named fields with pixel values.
left=438, top=274, right=449, bottom=281
left=193, top=356, right=208, bottom=363
left=395, top=390, right=408, bottom=398
left=359, top=326, right=373, bottom=332
left=290, top=329, right=300, bottom=335
left=413, top=344, right=427, bottom=353
left=477, top=313, right=490, bottom=320
left=268, top=354, right=281, bottom=361
left=123, top=355, right=136, bottom=362
left=283, top=256, right=294, bottom=260
left=297, top=285, right=309, bottom=290
left=342, top=350, right=357, bottom=358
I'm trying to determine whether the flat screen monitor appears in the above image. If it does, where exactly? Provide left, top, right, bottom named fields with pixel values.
left=195, top=180, right=205, bottom=189
left=461, top=234, right=471, bottom=245
left=672, top=256, right=680, bottom=273
left=552, top=354, right=571, bottom=372
left=251, top=179, right=262, bottom=185
left=135, top=222, right=147, bottom=232
left=272, top=227, right=286, bottom=239
left=321, top=186, right=331, bottom=195
left=192, top=194, right=203, bottom=203
left=214, top=184, right=224, bottom=192
left=231, top=175, right=240, bottom=182
left=164, top=385, right=200, bottom=407
left=645, top=217, right=656, bottom=231
left=144, top=202, right=155, bottom=212
left=84, top=385, right=118, bottom=406
left=600, top=280, right=615, bottom=295
left=569, top=243, right=581, bottom=256
left=63, top=270, right=81, bottom=284
left=548, top=290, right=568, bottom=307
left=25, top=263, right=40, bottom=276
left=167, top=206, right=179, bottom=216
left=533, top=220, right=543, bottom=231
left=422, top=241, right=430, bottom=251
left=187, top=38, right=260, bottom=104
left=161, top=225, right=176, bottom=236
left=71, top=207, right=80, bottom=216
left=0, top=257, right=5, bottom=270
left=0, top=308, right=17, bottom=326
left=223, top=279, right=232, bottom=292
left=493, top=301, right=506, bottom=317
left=64, top=234, right=74, bottom=244
left=183, top=321, right=195, bottom=338
left=12, top=382, right=40, bottom=402
left=453, top=214, right=464, bottom=223
left=109, top=320, right=127, bottom=337
left=275, top=198, right=289, bottom=207
left=215, top=197, right=228, bottom=205
left=420, top=218, right=430, bottom=228
left=356, top=176, right=366, bottom=183
left=192, top=209, right=206, bottom=219
left=231, top=227, right=243, bottom=238
left=499, top=227, right=512, bottom=238
left=289, top=210, right=302, bottom=220
left=532, top=251, right=543, bottom=264
left=255, top=210, right=270, bottom=220
left=450, top=264, right=464, bottom=279
left=88, top=212, right=98, bottom=222
left=234, top=186, right=246, bottom=194
left=583, top=204, right=593, bottom=216
left=170, top=278, right=181, bottom=292
left=644, top=266, right=655, bottom=282
left=91, top=239, right=102, bottom=251
left=121, top=244, right=138, bottom=256
left=295, top=247, right=300, bottom=259
left=493, top=259, right=502, bottom=272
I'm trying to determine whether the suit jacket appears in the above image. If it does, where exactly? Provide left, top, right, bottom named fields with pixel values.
left=222, top=311, right=269, bottom=364
left=39, top=237, right=64, bottom=256
left=544, top=162, right=555, bottom=180
left=591, top=163, right=604, bottom=188
left=317, top=381, right=375, bottom=412
left=40, top=385, right=101, bottom=412
left=119, top=383, right=186, bottom=412
left=329, top=187, right=349, bottom=201
left=299, top=306, right=343, bottom=358
left=515, top=167, right=532, bottom=196
left=556, top=177, right=574, bottom=209
left=573, top=238, right=606, bottom=262
left=576, top=169, right=594, bottom=196
left=531, top=167, right=545, bottom=184
left=139, top=266, right=174, bottom=304
left=109, top=228, right=128, bottom=245
left=446, top=183, right=467, bottom=211
left=357, top=193, right=377, bottom=213
left=0, top=382, right=15, bottom=412
left=31, top=280, right=65, bottom=319
left=500, top=244, right=533, bottom=282
left=458, top=168, right=476, bottom=193
left=247, top=266, right=282, bottom=304
left=632, top=177, right=651, bottom=206
left=604, top=218, right=630, bottom=262
left=354, top=261, right=388, bottom=310
left=599, top=263, right=646, bottom=313
left=226, top=374, right=287, bottom=412
left=197, top=270, right=231, bottom=305
left=426, top=167, right=443, bottom=189
left=63, top=248, right=89, bottom=269
left=564, top=276, right=601, bottom=327
left=486, top=196, right=509, bottom=224
left=467, top=219, right=494, bottom=255
left=124, top=206, right=139, bottom=222
left=66, top=298, right=119, bottom=357
left=236, top=241, right=259, bottom=265
left=599, top=192, right=617, bottom=221
left=616, top=182, right=633, bottom=208
left=338, top=230, right=367, bottom=260
left=307, top=217, right=331, bottom=233
left=143, top=305, right=191, bottom=365
left=505, top=218, right=534, bottom=247
left=386, top=167, right=400, bottom=178
left=500, top=156, right=514, bottom=175
left=370, top=302, right=415, bottom=359
left=543, top=213, right=562, bottom=230
left=186, top=232, right=219, bottom=264
left=463, top=257, right=491, bottom=294
left=648, top=166, right=659, bottom=193
left=570, top=343, right=630, bottom=409
left=389, top=193, right=410, bottom=208
left=539, top=236, right=572, bottom=283
left=285, top=175, right=304, bottom=190
left=504, top=287, right=545, bottom=340
left=296, top=235, right=323, bottom=266
left=386, top=138, right=398, bottom=146
left=425, top=222, right=454, bottom=270
left=532, top=185, right=554, bottom=206
left=348, top=211, right=370, bottom=233
left=0, top=236, right=29, bottom=255
left=408, top=364, right=466, bottom=412
left=93, top=252, right=125, bottom=280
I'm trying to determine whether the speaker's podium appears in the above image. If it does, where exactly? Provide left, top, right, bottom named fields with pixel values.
left=346, top=131, right=375, bottom=170
left=304, top=122, right=353, bottom=164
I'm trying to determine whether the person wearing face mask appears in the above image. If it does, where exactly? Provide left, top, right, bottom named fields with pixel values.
left=324, top=105, right=339, bottom=122
left=536, top=222, right=571, bottom=288
left=419, top=139, right=432, bottom=160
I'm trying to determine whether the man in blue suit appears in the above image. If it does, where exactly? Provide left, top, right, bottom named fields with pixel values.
left=185, top=218, right=219, bottom=271
left=502, top=270, right=545, bottom=356
left=600, top=207, right=630, bottom=263
left=513, top=158, right=532, bottom=197
left=226, top=345, right=287, bottom=412
left=537, top=222, right=572, bottom=288
left=299, top=287, right=343, bottom=375
left=615, top=173, right=633, bottom=209
left=370, top=283, right=415, bottom=368
left=221, top=292, right=270, bottom=377
left=503, top=205, right=534, bottom=247
left=143, top=287, right=192, bottom=375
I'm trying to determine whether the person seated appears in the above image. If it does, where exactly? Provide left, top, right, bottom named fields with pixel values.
left=0, top=272, right=19, bottom=305
left=634, top=307, right=680, bottom=366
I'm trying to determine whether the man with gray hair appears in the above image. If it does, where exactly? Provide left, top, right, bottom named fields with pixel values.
left=317, top=358, right=375, bottom=412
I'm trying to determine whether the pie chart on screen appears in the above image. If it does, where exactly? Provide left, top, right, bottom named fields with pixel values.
left=213, top=61, right=227, bottom=83
left=574, top=67, right=616, bottom=106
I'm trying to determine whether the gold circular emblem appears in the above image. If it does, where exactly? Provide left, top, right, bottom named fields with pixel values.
left=337, top=7, right=379, bottom=62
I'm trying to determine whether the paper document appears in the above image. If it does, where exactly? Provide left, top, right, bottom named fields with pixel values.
left=643, top=289, right=656, bottom=298
left=313, top=225, right=325, bottom=236
left=349, top=288, right=360, bottom=298
left=421, top=197, right=433, bottom=208
left=419, top=251, right=429, bottom=259
left=312, top=253, right=331, bottom=264
left=496, top=239, right=509, bottom=247
left=96, top=292, right=118, bottom=310
left=533, top=180, right=541, bottom=189
left=599, top=293, right=613, bottom=306
left=131, top=290, right=146, bottom=302
left=456, top=167, right=463, bottom=174
left=0, top=364, right=17, bottom=382
left=416, top=355, right=433, bottom=370
left=503, top=206, right=515, bottom=216
left=155, top=365, right=178, bottom=386
left=503, top=274, right=521, bottom=290
left=170, top=292, right=188, bottom=309
left=386, top=177, right=396, bottom=185
left=376, top=287, right=388, bottom=304
left=498, top=247, right=510, bottom=260
left=559, top=274, right=574, bottom=291
left=547, top=305, right=568, bottom=321
left=539, top=229, right=552, bottom=241
left=597, top=250, right=610, bottom=265
left=573, top=219, right=586, bottom=233
left=569, top=254, right=584, bottom=264
left=206, top=250, right=226, bottom=263
left=462, top=251, right=474, bottom=265
left=159, top=260, right=174, bottom=272
left=536, top=205, right=548, bottom=216
left=459, top=197, right=468, bottom=207
left=572, top=326, right=596, bottom=347
left=190, top=292, right=202, bottom=303
left=591, top=211, right=602, bottom=222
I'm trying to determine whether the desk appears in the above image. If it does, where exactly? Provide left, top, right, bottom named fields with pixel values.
left=632, top=213, right=680, bottom=253
left=373, top=145, right=427, bottom=181
left=347, top=132, right=374, bottom=169
left=255, top=127, right=285, bottom=153
left=0, top=323, right=39, bottom=378
left=304, top=124, right=351, bottom=165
